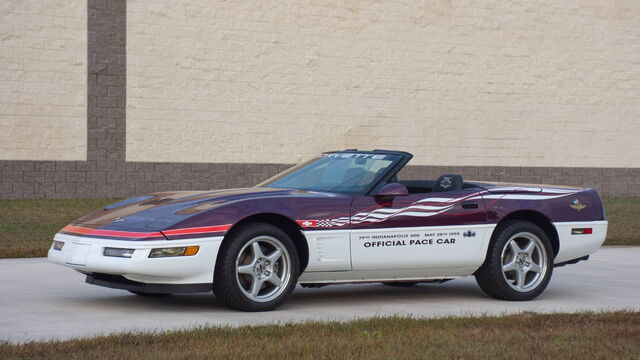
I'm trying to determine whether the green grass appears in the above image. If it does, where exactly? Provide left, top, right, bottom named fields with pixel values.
left=0, top=197, right=638, bottom=259
left=1, top=312, right=638, bottom=359
left=602, top=197, right=640, bottom=246
left=0, top=198, right=117, bottom=258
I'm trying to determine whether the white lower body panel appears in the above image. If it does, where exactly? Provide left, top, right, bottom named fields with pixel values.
left=300, top=224, right=496, bottom=283
left=303, top=229, right=352, bottom=271
left=349, top=224, right=496, bottom=271
left=48, top=220, right=607, bottom=288
left=47, top=233, right=223, bottom=284
left=553, top=221, right=608, bottom=263
left=298, top=268, right=476, bottom=284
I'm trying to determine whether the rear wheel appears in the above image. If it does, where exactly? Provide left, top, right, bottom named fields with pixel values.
left=213, top=223, right=299, bottom=311
left=475, top=221, right=553, bottom=301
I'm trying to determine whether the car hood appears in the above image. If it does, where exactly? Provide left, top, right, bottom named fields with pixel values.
left=70, top=187, right=301, bottom=231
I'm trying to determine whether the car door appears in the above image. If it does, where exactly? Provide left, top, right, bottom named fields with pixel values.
left=349, top=187, right=491, bottom=272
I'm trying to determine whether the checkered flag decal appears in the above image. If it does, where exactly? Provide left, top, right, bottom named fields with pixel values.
left=316, top=220, right=346, bottom=227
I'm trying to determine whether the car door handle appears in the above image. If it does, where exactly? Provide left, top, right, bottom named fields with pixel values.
left=461, top=200, right=478, bottom=209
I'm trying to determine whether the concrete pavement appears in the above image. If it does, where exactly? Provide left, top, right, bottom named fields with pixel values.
left=1, top=247, right=638, bottom=343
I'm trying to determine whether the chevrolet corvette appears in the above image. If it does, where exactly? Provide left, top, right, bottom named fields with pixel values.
left=48, top=150, right=607, bottom=311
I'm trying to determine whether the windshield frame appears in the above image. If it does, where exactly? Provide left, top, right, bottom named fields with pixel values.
left=257, top=150, right=413, bottom=196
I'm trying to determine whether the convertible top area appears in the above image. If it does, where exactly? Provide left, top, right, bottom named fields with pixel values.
left=322, top=149, right=491, bottom=194
left=399, top=178, right=487, bottom=194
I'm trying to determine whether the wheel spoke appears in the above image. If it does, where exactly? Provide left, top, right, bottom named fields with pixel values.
left=523, top=240, right=536, bottom=256
left=529, top=262, right=541, bottom=273
left=267, top=273, right=282, bottom=287
left=266, top=249, right=282, bottom=264
left=509, top=240, right=523, bottom=254
left=251, top=277, right=265, bottom=296
left=516, top=270, right=526, bottom=288
left=251, top=241, right=264, bottom=260
left=237, top=264, right=253, bottom=275
left=503, top=259, right=516, bottom=272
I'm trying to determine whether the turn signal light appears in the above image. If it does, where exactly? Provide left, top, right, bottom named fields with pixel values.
left=571, top=228, right=593, bottom=235
left=148, top=246, right=199, bottom=258
left=184, top=246, right=200, bottom=256
left=52, top=241, right=64, bottom=251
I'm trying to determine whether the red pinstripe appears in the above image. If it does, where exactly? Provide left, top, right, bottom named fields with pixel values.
left=61, top=224, right=232, bottom=239
left=162, top=224, right=232, bottom=236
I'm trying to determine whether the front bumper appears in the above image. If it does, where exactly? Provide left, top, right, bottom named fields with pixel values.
left=47, top=233, right=223, bottom=285
left=86, top=273, right=212, bottom=293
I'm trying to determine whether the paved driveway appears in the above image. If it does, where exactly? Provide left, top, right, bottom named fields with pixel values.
left=1, top=247, right=638, bottom=343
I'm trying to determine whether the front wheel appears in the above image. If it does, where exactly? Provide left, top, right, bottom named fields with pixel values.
left=213, top=223, right=299, bottom=311
left=475, top=221, right=553, bottom=301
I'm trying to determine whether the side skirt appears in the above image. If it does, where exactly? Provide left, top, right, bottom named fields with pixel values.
left=298, top=267, right=478, bottom=284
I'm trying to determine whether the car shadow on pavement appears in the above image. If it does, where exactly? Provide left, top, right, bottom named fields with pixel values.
left=288, top=281, right=488, bottom=305
left=68, top=291, right=225, bottom=312
left=68, top=279, right=493, bottom=313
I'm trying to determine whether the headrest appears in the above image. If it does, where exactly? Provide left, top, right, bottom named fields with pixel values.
left=432, top=174, right=463, bottom=192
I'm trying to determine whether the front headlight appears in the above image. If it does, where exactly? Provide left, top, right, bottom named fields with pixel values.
left=149, top=246, right=199, bottom=258
left=52, top=241, right=64, bottom=251
left=103, top=247, right=135, bottom=258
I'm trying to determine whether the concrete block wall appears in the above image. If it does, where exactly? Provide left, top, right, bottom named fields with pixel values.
left=2, top=159, right=639, bottom=199
left=0, top=0, right=87, bottom=161
left=126, top=0, right=640, bottom=168
left=0, top=0, right=638, bottom=199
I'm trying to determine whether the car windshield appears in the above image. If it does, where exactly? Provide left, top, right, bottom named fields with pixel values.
left=258, top=153, right=402, bottom=194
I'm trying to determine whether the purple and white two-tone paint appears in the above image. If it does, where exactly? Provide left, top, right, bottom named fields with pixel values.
left=48, top=150, right=607, bottom=311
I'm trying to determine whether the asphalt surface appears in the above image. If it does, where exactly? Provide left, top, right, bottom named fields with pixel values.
left=1, top=247, right=638, bottom=343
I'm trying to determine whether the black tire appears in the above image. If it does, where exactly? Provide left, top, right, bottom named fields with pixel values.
left=128, top=291, right=172, bottom=297
left=383, top=282, right=418, bottom=287
left=475, top=220, right=554, bottom=301
left=213, top=223, right=299, bottom=311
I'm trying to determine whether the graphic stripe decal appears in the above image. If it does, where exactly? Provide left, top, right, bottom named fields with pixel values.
left=470, top=194, right=574, bottom=200
left=162, top=224, right=232, bottom=236
left=61, top=224, right=233, bottom=240
left=297, top=188, right=580, bottom=228
left=62, top=225, right=164, bottom=239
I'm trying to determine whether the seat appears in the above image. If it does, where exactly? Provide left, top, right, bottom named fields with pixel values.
left=399, top=180, right=435, bottom=193
left=432, top=174, right=463, bottom=192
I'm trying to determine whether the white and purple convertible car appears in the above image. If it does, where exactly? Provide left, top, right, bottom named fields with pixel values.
left=49, top=150, right=607, bottom=311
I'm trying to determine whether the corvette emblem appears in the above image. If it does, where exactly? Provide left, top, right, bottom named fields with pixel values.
left=570, top=199, right=586, bottom=211
left=298, top=220, right=318, bottom=227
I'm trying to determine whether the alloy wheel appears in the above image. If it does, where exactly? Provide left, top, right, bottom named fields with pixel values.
left=235, top=235, right=292, bottom=303
left=500, top=232, right=548, bottom=292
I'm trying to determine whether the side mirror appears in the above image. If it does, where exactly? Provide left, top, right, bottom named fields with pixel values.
left=376, top=183, right=409, bottom=197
